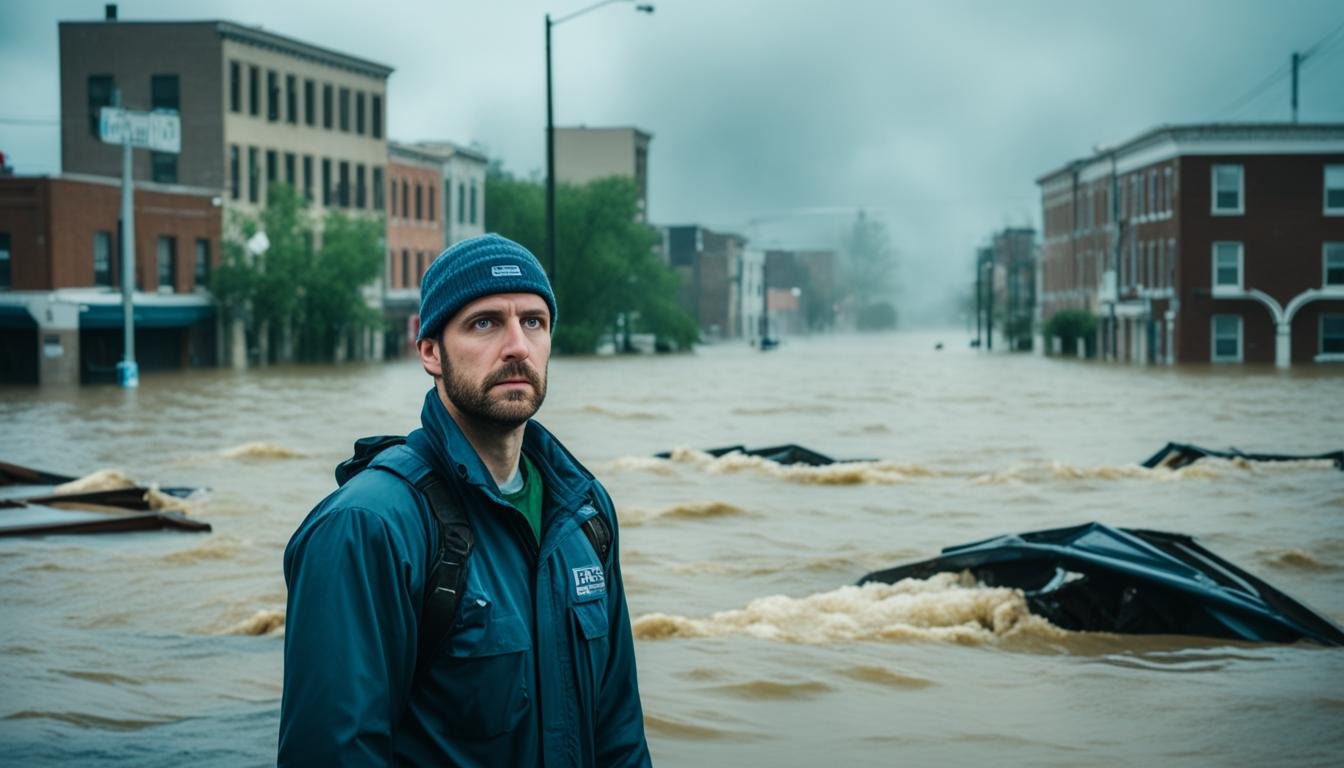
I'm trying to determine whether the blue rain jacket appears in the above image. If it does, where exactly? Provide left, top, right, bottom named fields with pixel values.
left=280, top=390, right=650, bottom=767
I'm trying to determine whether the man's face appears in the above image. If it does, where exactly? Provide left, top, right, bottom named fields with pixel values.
left=420, top=292, right=552, bottom=429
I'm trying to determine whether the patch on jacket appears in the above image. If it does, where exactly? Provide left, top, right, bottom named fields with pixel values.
left=572, top=565, right=606, bottom=599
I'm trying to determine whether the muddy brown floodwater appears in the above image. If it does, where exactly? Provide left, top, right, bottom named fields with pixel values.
left=2, top=330, right=1342, bottom=766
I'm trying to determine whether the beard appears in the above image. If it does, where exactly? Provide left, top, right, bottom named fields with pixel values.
left=441, top=349, right=548, bottom=429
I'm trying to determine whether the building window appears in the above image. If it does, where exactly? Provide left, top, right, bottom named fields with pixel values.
left=88, top=74, right=115, bottom=137
left=1326, top=165, right=1344, bottom=214
left=285, top=152, right=296, bottom=186
left=266, top=149, right=278, bottom=197
left=151, top=152, right=177, bottom=184
left=458, top=182, right=466, bottom=223
left=148, top=74, right=180, bottom=183
left=339, top=161, right=350, bottom=207
left=249, top=66, right=260, bottom=116
left=94, top=231, right=113, bottom=287
left=322, top=158, right=332, bottom=206
left=338, top=87, right=350, bottom=132
left=444, top=181, right=452, bottom=226
left=194, top=238, right=210, bottom=288
left=248, top=147, right=259, bottom=203
left=356, top=164, right=367, bottom=209
left=371, top=94, right=383, bottom=139
left=415, top=183, right=422, bottom=220
left=373, top=166, right=384, bottom=211
left=229, top=61, right=241, bottom=113
left=1212, top=242, right=1243, bottom=289
left=1164, top=167, right=1174, bottom=213
left=229, top=145, right=240, bottom=199
left=355, top=92, right=365, bottom=135
left=323, top=84, right=333, bottom=129
left=284, top=74, right=297, bottom=124
left=303, top=155, right=313, bottom=201
left=1325, top=243, right=1344, bottom=286
left=267, top=70, right=279, bottom=121
left=1211, top=315, right=1242, bottom=363
left=1167, top=238, right=1177, bottom=289
left=156, top=236, right=177, bottom=293
left=1322, top=314, right=1344, bottom=356
left=402, top=249, right=410, bottom=288
left=470, top=181, right=478, bottom=224
left=428, top=185, right=435, bottom=222
left=402, top=180, right=410, bottom=218
left=148, top=73, right=180, bottom=114
left=304, top=79, right=315, bottom=126
left=389, top=175, right=397, bottom=217
left=0, top=232, right=9, bottom=289
left=1212, top=164, right=1243, bottom=215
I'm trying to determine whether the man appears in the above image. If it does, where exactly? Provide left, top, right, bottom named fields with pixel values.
left=279, top=234, right=651, bottom=767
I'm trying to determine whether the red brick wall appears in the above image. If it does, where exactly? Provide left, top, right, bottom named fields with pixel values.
left=387, top=159, right=443, bottom=290
left=1, top=177, right=221, bottom=292
left=1177, top=153, right=1344, bottom=362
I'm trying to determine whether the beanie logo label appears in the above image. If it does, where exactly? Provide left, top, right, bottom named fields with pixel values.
left=491, top=265, right=523, bottom=277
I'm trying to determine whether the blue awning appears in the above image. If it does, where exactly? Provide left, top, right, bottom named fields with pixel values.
left=79, top=302, right=216, bottom=329
left=0, top=305, right=37, bottom=329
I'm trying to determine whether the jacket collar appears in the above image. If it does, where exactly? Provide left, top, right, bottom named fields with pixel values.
left=418, top=388, right=594, bottom=509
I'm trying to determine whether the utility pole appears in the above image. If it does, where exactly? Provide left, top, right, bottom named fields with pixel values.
left=544, top=1, right=654, bottom=284
left=1291, top=51, right=1300, bottom=123
left=974, top=256, right=982, bottom=348
left=985, top=258, right=994, bottom=351
left=545, top=13, right=556, bottom=280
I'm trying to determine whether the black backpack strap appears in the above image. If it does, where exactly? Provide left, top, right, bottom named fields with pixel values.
left=409, top=462, right=474, bottom=682
left=580, top=513, right=612, bottom=568
left=335, top=435, right=407, bottom=486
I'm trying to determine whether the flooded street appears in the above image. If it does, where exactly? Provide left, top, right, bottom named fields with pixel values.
left=2, top=330, right=1343, bottom=766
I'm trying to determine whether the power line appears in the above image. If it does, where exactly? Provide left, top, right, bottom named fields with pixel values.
left=1215, top=15, right=1344, bottom=119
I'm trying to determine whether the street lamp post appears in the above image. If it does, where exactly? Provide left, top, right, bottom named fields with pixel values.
left=545, top=0, right=654, bottom=282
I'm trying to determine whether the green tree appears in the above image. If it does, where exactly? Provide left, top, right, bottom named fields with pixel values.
left=843, top=211, right=898, bottom=328
left=214, top=184, right=384, bottom=362
left=486, top=168, right=696, bottom=354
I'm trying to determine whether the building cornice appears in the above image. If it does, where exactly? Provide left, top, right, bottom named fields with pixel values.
left=60, top=20, right=394, bottom=80
left=1036, top=123, right=1344, bottom=186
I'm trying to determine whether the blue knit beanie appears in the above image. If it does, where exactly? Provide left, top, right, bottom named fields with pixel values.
left=416, top=234, right=557, bottom=342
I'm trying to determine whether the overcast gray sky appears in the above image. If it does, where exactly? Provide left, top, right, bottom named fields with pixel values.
left=2, top=0, right=1342, bottom=322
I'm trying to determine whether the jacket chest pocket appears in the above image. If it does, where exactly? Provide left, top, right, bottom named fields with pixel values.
left=429, top=598, right=533, bottom=739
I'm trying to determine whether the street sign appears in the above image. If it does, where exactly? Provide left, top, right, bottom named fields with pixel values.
left=98, top=107, right=181, bottom=154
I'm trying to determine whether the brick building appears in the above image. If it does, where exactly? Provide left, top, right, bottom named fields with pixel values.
left=662, top=225, right=750, bottom=340
left=1037, top=124, right=1344, bottom=365
left=384, top=143, right=444, bottom=356
left=0, top=175, right=221, bottom=384
left=58, top=10, right=393, bottom=367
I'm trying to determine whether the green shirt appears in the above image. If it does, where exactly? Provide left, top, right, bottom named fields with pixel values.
left=501, top=452, right=543, bottom=543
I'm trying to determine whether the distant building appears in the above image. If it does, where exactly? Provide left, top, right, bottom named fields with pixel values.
left=414, top=141, right=488, bottom=247
left=385, top=143, right=445, bottom=357
left=1037, top=123, right=1344, bottom=365
left=764, top=249, right=838, bottom=335
left=0, top=175, right=221, bottom=385
left=554, top=127, right=651, bottom=219
left=662, top=225, right=748, bottom=340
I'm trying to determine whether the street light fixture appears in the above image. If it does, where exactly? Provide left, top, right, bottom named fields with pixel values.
left=545, top=0, right=654, bottom=282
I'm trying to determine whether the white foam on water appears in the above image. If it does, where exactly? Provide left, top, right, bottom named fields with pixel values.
left=633, top=572, right=1068, bottom=645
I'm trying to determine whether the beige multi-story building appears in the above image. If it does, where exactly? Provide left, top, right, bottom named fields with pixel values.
left=554, top=126, right=651, bottom=219
left=414, top=141, right=488, bottom=247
